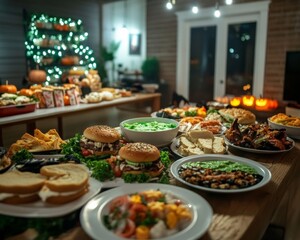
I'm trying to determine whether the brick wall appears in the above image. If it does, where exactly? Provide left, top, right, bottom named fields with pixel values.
left=146, top=0, right=300, bottom=104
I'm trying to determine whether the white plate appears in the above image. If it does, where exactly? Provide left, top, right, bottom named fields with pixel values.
left=80, top=183, right=213, bottom=240
left=224, top=137, right=295, bottom=154
left=0, top=177, right=102, bottom=218
left=268, top=118, right=300, bottom=140
left=170, top=154, right=272, bottom=193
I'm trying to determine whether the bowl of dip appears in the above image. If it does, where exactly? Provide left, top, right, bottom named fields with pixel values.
left=120, top=117, right=179, bottom=147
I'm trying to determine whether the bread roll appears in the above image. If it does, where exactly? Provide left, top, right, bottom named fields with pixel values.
left=83, top=125, right=120, bottom=143
left=0, top=170, right=46, bottom=204
left=119, top=142, right=160, bottom=163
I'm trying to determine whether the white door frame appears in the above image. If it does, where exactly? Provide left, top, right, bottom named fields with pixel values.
left=176, top=1, right=270, bottom=99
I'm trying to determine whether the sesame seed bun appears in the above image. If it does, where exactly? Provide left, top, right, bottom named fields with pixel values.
left=83, top=125, right=121, bottom=143
left=119, top=142, right=160, bottom=163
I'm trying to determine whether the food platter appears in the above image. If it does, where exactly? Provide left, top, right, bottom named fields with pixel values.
left=170, top=155, right=272, bottom=193
left=0, top=177, right=102, bottom=218
left=80, top=183, right=213, bottom=240
left=268, top=118, right=300, bottom=140
left=170, top=136, right=227, bottom=157
left=224, top=136, right=295, bottom=154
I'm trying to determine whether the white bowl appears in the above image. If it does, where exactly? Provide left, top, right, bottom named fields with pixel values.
left=142, top=84, right=159, bottom=93
left=268, top=118, right=300, bottom=140
left=120, top=117, right=179, bottom=147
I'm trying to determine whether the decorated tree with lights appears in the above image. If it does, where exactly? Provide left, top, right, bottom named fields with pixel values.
left=24, top=12, right=97, bottom=84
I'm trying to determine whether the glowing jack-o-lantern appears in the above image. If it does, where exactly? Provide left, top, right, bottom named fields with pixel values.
left=230, top=97, right=241, bottom=107
left=255, top=98, right=269, bottom=110
left=242, top=95, right=255, bottom=107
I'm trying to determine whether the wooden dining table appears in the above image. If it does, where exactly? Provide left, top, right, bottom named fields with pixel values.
left=1, top=109, right=299, bottom=239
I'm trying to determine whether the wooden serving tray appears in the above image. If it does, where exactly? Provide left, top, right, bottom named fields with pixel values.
left=0, top=103, right=36, bottom=117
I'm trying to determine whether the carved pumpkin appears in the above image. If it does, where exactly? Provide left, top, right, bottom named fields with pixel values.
left=242, top=95, right=255, bottom=107
left=0, top=81, right=17, bottom=93
left=230, top=97, right=241, bottom=107
left=255, top=98, right=269, bottom=110
left=28, top=70, right=47, bottom=83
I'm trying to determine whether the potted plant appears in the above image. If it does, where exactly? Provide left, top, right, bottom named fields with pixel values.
left=141, top=57, right=160, bottom=83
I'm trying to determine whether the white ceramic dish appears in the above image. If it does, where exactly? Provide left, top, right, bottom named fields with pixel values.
left=120, top=117, right=179, bottom=147
left=170, top=155, right=272, bottom=193
left=80, top=183, right=213, bottom=240
left=268, top=118, right=300, bottom=139
left=142, top=83, right=159, bottom=93
left=0, top=178, right=102, bottom=218
left=224, top=137, right=295, bottom=154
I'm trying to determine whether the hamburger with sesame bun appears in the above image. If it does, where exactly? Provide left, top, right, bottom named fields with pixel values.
left=80, top=125, right=121, bottom=157
left=119, top=142, right=164, bottom=177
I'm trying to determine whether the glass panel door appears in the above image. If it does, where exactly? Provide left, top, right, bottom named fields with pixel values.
left=189, top=26, right=216, bottom=103
left=176, top=2, right=269, bottom=100
left=225, top=22, right=257, bottom=96
left=188, top=18, right=259, bottom=101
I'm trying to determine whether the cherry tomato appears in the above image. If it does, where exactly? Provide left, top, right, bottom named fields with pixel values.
left=81, top=149, right=91, bottom=156
left=118, top=219, right=136, bottom=238
left=114, top=165, right=122, bottom=178
left=109, top=195, right=130, bottom=211
left=128, top=203, right=147, bottom=221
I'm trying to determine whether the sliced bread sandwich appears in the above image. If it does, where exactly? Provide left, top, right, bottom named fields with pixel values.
left=0, top=170, right=46, bottom=204
left=39, top=163, right=90, bottom=204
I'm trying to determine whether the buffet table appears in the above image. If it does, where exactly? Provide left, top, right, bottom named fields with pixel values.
left=0, top=93, right=161, bottom=146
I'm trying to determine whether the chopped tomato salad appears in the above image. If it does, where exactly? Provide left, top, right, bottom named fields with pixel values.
left=103, top=190, right=193, bottom=239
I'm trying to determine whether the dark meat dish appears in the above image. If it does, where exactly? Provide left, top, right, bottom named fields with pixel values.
left=225, top=119, right=293, bottom=150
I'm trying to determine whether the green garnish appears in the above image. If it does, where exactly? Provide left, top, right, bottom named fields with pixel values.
left=183, top=160, right=257, bottom=174
left=184, top=110, right=197, bottom=117
left=160, top=151, right=172, bottom=168
left=88, top=160, right=114, bottom=181
left=11, top=149, right=33, bottom=163
left=123, top=121, right=176, bottom=132
left=122, top=173, right=150, bottom=183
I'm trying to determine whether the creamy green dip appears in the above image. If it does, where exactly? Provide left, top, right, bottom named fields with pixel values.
left=182, top=160, right=257, bottom=174
left=123, top=121, right=177, bottom=132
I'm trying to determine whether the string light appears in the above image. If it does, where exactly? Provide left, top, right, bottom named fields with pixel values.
left=166, top=1, right=173, bottom=10
left=165, top=0, right=232, bottom=14
left=192, top=6, right=199, bottom=14
left=214, top=1, right=221, bottom=18
left=166, top=0, right=176, bottom=10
